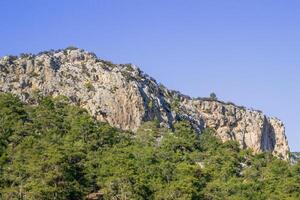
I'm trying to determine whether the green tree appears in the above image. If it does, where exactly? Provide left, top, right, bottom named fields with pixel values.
left=0, top=92, right=299, bottom=200
left=209, top=92, right=217, bottom=100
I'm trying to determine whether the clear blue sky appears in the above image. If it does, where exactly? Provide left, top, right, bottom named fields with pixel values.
left=0, top=0, right=299, bottom=151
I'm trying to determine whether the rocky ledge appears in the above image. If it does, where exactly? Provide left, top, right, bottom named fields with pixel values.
left=0, top=47, right=290, bottom=159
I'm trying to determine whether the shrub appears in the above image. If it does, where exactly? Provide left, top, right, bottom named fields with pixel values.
left=84, top=82, right=94, bottom=91
left=209, top=92, right=217, bottom=100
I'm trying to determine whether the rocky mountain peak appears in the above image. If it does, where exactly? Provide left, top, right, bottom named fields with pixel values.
left=0, top=47, right=290, bottom=159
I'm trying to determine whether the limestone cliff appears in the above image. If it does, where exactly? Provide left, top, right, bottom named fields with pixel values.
left=0, top=48, right=290, bottom=159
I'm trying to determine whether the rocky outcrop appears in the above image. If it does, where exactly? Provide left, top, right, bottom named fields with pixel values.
left=0, top=48, right=290, bottom=159
left=291, top=152, right=300, bottom=164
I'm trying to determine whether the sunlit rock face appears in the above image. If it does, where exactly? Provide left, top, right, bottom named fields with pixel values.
left=0, top=48, right=290, bottom=159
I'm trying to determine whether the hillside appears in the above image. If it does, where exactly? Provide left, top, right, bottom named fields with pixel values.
left=0, top=47, right=290, bottom=160
left=0, top=93, right=299, bottom=199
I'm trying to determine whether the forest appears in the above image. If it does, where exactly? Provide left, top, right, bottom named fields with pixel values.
left=0, top=93, right=299, bottom=200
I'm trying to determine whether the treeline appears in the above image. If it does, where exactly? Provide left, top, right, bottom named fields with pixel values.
left=0, top=93, right=299, bottom=199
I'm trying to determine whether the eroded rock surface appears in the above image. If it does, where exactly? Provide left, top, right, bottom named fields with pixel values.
left=0, top=48, right=290, bottom=159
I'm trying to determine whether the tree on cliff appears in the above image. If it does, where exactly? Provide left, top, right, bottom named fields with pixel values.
left=209, top=92, right=218, bottom=100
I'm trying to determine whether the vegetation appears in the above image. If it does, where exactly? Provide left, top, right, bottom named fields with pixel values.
left=170, top=97, right=180, bottom=114
left=209, top=93, right=217, bottom=100
left=0, top=93, right=299, bottom=199
left=84, top=82, right=94, bottom=91
left=65, top=46, right=79, bottom=51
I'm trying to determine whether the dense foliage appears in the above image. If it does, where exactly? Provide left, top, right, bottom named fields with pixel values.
left=0, top=93, right=299, bottom=200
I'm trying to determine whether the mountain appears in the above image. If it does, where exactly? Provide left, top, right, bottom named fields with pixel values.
left=0, top=47, right=290, bottom=159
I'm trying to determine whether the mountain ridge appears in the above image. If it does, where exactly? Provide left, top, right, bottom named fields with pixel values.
left=0, top=47, right=290, bottom=159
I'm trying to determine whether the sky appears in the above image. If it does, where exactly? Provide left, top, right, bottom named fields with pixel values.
left=0, top=0, right=299, bottom=151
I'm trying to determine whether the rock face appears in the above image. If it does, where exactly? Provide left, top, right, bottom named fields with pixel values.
left=0, top=48, right=290, bottom=159
left=291, top=152, right=300, bottom=164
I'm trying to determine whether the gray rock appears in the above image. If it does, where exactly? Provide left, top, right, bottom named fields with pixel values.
left=290, top=152, right=300, bottom=164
